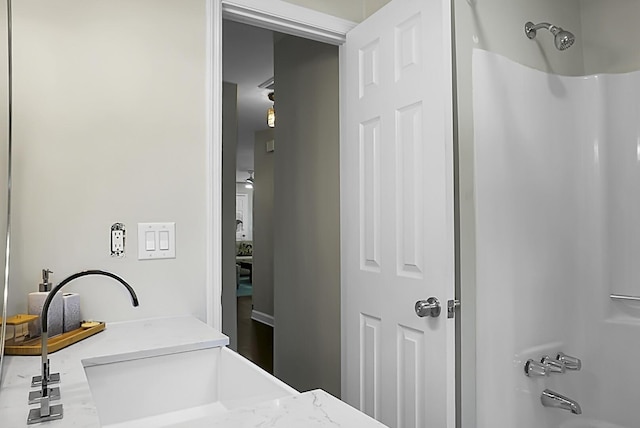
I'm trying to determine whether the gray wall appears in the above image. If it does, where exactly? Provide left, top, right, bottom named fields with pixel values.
left=222, top=81, right=238, bottom=350
left=580, top=0, right=640, bottom=74
left=252, top=129, right=275, bottom=319
left=8, top=0, right=208, bottom=322
left=273, top=35, right=340, bottom=397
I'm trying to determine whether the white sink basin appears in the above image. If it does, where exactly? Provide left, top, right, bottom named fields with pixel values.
left=83, top=346, right=298, bottom=427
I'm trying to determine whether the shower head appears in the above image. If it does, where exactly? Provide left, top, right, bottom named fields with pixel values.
left=550, top=26, right=575, bottom=51
left=525, top=21, right=575, bottom=51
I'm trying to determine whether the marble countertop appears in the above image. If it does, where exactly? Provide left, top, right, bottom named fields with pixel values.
left=0, top=316, right=229, bottom=427
left=0, top=316, right=387, bottom=428
left=202, top=389, right=387, bottom=428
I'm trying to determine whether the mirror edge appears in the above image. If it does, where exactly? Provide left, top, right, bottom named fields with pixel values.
left=0, top=0, right=13, bottom=383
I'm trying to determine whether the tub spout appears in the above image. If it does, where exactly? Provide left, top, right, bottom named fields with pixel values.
left=541, top=389, right=582, bottom=415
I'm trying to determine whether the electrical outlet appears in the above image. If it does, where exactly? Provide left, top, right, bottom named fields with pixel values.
left=111, top=223, right=126, bottom=257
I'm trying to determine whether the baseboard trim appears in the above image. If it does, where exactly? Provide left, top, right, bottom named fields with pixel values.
left=251, top=310, right=275, bottom=327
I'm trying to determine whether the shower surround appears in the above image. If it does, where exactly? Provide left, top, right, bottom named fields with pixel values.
left=473, top=49, right=640, bottom=428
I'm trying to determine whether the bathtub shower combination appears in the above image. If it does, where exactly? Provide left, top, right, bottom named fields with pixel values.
left=474, top=49, right=640, bottom=428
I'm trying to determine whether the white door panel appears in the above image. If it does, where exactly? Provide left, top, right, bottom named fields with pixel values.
left=341, top=0, right=455, bottom=427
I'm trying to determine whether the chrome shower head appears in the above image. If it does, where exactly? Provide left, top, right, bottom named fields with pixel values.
left=550, top=25, right=575, bottom=51
left=525, top=21, right=575, bottom=51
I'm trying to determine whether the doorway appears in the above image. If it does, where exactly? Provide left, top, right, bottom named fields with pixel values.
left=222, top=19, right=275, bottom=372
left=211, top=1, right=456, bottom=427
left=222, top=19, right=341, bottom=396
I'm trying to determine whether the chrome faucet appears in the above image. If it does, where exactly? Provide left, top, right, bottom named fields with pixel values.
left=27, top=270, right=139, bottom=425
left=557, top=352, right=582, bottom=371
left=541, top=389, right=582, bottom=415
left=541, top=355, right=566, bottom=374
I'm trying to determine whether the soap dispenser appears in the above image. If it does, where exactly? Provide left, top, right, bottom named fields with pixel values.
left=28, top=269, right=64, bottom=338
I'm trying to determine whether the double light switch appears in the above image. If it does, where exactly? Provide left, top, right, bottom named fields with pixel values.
left=138, top=223, right=176, bottom=260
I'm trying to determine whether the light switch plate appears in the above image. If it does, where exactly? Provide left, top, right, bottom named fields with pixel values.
left=266, top=139, right=275, bottom=152
left=138, top=222, right=175, bottom=260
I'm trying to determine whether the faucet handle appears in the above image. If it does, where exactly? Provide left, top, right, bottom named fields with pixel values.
left=525, top=359, right=549, bottom=377
left=541, top=355, right=566, bottom=374
left=557, top=352, right=581, bottom=371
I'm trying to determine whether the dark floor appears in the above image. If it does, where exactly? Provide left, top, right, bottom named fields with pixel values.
left=236, top=295, right=273, bottom=374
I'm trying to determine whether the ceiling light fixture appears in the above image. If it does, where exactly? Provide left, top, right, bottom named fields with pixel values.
left=267, top=92, right=275, bottom=128
left=245, top=171, right=254, bottom=189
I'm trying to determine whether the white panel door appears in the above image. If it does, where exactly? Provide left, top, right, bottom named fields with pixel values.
left=341, top=0, right=455, bottom=427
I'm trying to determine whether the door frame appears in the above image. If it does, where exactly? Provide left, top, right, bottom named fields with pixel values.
left=206, top=6, right=460, bottom=426
left=204, top=0, right=355, bottom=331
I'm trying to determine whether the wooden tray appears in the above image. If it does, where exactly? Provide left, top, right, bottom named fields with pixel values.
left=2, top=314, right=39, bottom=326
left=4, top=322, right=106, bottom=356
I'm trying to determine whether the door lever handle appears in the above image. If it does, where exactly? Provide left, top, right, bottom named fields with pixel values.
left=415, top=297, right=441, bottom=318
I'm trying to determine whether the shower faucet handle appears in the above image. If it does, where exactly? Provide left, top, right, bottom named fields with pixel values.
left=541, top=355, right=565, bottom=374
left=524, top=359, right=549, bottom=377
left=556, top=352, right=582, bottom=371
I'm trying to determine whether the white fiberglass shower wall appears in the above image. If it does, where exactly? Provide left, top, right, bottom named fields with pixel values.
left=473, top=49, right=640, bottom=428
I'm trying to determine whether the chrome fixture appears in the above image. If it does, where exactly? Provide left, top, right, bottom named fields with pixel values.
left=541, top=355, right=565, bottom=374
left=541, top=389, right=582, bottom=414
left=447, top=299, right=460, bottom=319
left=524, top=359, right=548, bottom=377
left=28, top=270, right=139, bottom=425
left=524, top=22, right=575, bottom=51
left=610, top=293, right=640, bottom=302
left=557, top=352, right=582, bottom=371
left=415, top=297, right=441, bottom=318
left=28, top=385, right=60, bottom=405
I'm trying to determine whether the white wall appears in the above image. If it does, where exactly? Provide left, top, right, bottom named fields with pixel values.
left=282, top=0, right=389, bottom=23
left=7, top=0, right=208, bottom=323
left=453, top=1, right=585, bottom=425
left=474, top=50, right=595, bottom=427
left=594, top=71, right=640, bottom=426
left=273, top=34, right=341, bottom=397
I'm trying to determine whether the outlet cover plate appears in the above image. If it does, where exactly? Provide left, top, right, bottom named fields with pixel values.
left=111, top=223, right=125, bottom=257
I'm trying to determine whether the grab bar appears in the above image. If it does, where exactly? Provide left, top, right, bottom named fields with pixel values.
left=610, top=294, right=640, bottom=302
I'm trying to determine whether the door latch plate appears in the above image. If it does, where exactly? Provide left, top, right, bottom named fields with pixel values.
left=447, top=299, right=460, bottom=318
